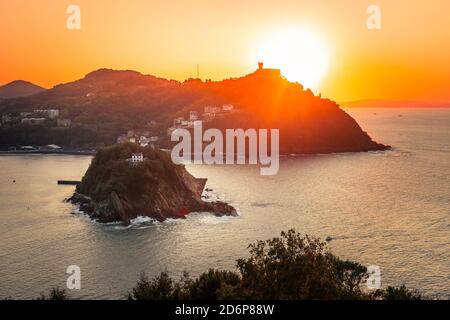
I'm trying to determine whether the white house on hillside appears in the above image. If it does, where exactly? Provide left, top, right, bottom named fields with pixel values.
left=139, top=136, right=150, bottom=147
left=222, top=104, right=234, bottom=112
left=189, top=111, right=199, bottom=121
left=131, top=153, right=144, bottom=163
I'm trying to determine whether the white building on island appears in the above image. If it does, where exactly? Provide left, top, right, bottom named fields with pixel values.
left=131, top=153, right=144, bottom=163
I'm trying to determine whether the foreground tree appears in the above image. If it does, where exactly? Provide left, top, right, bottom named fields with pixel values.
left=235, top=230, right=368, bottom=299
left=374, top=285, right=422, bottom=300
left=37, top=288, right=69, bottom=300
left=128, top=230, right=386, bottom=300
left=127, top=272, right=175, bottom=300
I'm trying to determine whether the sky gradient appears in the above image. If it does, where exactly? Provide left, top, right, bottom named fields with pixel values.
left=1, top=0, right=450, bottom=103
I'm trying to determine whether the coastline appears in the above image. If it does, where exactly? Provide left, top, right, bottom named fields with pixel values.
left=0, top=147, right=390, bottom=157
left=0, top=150, right=96, bottom=156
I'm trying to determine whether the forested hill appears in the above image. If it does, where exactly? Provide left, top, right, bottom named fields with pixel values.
left=0, top=67, right=388, bottom=153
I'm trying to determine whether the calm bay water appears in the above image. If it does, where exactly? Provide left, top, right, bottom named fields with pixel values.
left=0, top=108, right=449, bottom=299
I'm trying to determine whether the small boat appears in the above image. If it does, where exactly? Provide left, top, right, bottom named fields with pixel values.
left=58, top=180, right=81, bottom=185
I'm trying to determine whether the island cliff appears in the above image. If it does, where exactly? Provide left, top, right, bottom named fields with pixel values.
left=69, top=143, right=237, bottom=224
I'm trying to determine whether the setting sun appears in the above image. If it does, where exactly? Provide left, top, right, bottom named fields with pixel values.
left=255, top=27, right=330, bottom=90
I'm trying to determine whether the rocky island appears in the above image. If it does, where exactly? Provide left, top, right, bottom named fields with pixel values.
left=69, top=143, right=237, bottom=224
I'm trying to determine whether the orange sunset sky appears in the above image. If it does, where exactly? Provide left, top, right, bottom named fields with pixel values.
left=1, top=0, right=450, bottom=103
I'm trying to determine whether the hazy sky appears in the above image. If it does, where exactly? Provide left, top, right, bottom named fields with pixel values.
left=1, top=0, right=449, bottom=102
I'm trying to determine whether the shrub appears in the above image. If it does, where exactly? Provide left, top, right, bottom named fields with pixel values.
left=37, top=288, right=69, bottom=300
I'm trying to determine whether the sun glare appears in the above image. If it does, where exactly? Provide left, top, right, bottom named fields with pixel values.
left=256, top=27, right=330, bottom=90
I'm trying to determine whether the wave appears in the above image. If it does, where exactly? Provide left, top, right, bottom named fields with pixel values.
left=251, top=201, right=280, bottom=208
left=186, top=212, right=238, bottom=225
left=130, top=216, right=154, bottom=224
left=71, top=204, right=239, bottom=230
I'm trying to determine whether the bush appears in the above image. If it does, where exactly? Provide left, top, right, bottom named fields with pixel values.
left=127, top=272, right=175, bottom=300
left=37, top=288, right=69, bottom=300
left=187, top=269, right=241, bottom=300
left=235, top=230, right=368, bottom=299
left=377, top=285, right=422, bottom=300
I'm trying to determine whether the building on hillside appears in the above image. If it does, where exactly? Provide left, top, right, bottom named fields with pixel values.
left=202, top=112, right=215, bottom=121
left=173, top=117, right=184, bottom=127
left=204, top=106, right=221, bottom=114
left=189, top=111, right=199, bottom=121
left=139, top=136, right=150, bottom=147
left=47, top=109, right=60, bottom=119
left=117, top=135, right=128, bottom=144
left=57, top=118, right=72, bottom=127
left=138, top=136, right=159, bottom=147
left=33, top=109, right=60, bottom=119
left=222, top=104, right=234, bottom=112
left=147, top=120, right=158, bottom=127
left=131, top=153, right=144, bottom=163
left=21, top=118, right=46, bottom=125
left=1, top=114, right=12, bottom=124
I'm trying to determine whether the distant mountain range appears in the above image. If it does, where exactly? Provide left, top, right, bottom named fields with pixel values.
left=0, top=67, right=388, bottom=153
left=0, top=80, right=46, bottom=100
left=341, top=99, right=450, bottom=108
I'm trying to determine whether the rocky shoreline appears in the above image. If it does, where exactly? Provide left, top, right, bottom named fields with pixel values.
left=68, top=191, right=237, bottom=224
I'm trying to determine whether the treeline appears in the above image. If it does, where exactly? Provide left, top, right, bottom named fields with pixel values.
left=37, top=230, right=423, bottom=300
left=0, top=124, right=119, bottom=148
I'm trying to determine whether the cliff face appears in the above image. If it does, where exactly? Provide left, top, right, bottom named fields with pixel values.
left=70, top=143, right=237, bottom=224
left=194, top=68, right=389, bottom=154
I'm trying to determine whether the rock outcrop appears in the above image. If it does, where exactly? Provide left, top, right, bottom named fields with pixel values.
left=69, top=143, right=237, bottom=224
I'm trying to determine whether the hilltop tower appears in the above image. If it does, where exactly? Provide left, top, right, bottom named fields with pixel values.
left=255, top=62, right=281, bottom=77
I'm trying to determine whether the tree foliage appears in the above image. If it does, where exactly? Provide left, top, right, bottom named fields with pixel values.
left=36, top=288, right=69, bottom=300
